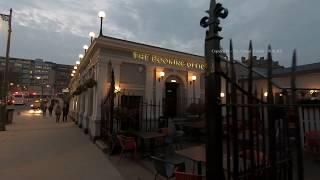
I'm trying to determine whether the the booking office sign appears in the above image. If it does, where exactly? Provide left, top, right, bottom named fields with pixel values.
left=132, top=51, right=205, bottom=71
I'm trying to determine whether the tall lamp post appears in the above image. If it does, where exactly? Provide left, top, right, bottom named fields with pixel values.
left=200, top=1, right=228, bottom=179
left=98, top=11, right=106, bottom=36
left=0, top=8, right=12, bottom=131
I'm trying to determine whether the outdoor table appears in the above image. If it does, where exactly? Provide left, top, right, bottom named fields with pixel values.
left=133, top=131, right=166, bottom=156
left=175, top=145, right=251, bottom=175
left=175, top=145, right=205, bottom=175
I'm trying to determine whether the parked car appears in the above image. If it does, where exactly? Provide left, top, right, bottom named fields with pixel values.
left=30, top=100, right=41, bottom=109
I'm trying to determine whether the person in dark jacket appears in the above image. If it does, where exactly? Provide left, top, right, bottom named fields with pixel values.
left=62, top=102, right=69, bottom=122
left=55, top=104, right=62, bottom=123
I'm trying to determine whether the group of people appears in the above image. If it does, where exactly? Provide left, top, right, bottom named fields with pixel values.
left=41, top=99, right=69, bottom=123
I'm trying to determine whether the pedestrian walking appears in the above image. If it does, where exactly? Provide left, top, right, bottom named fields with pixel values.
left=55, top=104, right=62, bottom=123
left=43, top=101, right=48, bottom=116
left=48, top=99, right=54, bottom=116
left=62, top=102, right=69, bottom=122
left=48, top=104, right=53, bottom=116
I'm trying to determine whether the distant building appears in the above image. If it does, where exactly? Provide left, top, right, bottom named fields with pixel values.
left=238, top=61, right=320, bottom=102
left=0, top=57, right=73, bottom=97
left=241, top=56, right=284, bottom=70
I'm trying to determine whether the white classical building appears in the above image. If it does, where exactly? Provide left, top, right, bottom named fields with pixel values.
left=69, top=36, right=206, bottom=139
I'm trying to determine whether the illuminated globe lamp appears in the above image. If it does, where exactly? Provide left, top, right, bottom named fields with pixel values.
left=89, top=32, right=95, bottom=43
left=76, top=61, right=80, bottom=65
left=83, top=45, right=89, bottom=54
left=98, top=11, right=106, bottom=36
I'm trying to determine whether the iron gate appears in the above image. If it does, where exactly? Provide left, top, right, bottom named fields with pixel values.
left=201, top=1, right=303, bottom=180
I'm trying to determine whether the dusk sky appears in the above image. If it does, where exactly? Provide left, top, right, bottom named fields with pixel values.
left=0, top=0, right=319, bottom=67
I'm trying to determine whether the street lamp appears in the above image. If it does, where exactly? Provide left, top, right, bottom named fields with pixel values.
left=36, top=76, right=43, bottom=99
left=98, top=11, right=106, bottom=36
left=76, top=61, right=80, bottom=65
left=79, top=54, right=84, bottom=59
left=74, top=66, right=77, bottom=70
left=89, top=32, right=95, bottom=43
left=72, top=70, right=76, bottom=74
left=71, top=73, right=74, bottom=77
left=83, top=45, right=88, bottom=54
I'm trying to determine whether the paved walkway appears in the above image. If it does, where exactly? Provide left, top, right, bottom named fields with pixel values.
left=0, top=108, right=123, bottom=180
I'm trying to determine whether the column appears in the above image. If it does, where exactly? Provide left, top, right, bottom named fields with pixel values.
left=187, top=71, right=201, bottom=105
left=113, top=62, right=121, bottom=106
left=90, top=60, right=109, bottom=140
left=83, top=88, right=89, bottom=133
left=78, top=92, right=85, bottom=128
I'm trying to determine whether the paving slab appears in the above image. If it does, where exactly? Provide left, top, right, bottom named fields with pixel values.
left=0, top=107, right=123, bottom=180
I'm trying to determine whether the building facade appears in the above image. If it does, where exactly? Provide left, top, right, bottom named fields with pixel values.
left=0, top=56, right=73, bottom=97
left=69, top=36, right=206, bottom=139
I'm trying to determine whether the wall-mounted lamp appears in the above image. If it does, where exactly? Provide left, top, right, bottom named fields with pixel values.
left=74, top=66, right=78, bottom=70
left=76, top=61, right=80, bottom=65
left=190, top=75, right=197, bottom=85
left=220, top=92, right=225, bottom=98
left=158, top=71, right=165, bottom=82
left=114, top=86, right=121, bottom=94
left=264, top=92, right=268, bottom=97
left=171, top=79, right=177, bottom=83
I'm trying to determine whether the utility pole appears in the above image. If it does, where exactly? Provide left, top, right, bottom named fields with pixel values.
left=0, top=8, right=12, bottom=131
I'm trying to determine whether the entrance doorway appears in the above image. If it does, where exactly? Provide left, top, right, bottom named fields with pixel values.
left=165, top=82, right=179, bottom=117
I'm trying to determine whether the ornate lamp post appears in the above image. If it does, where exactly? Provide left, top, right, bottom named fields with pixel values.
left=98, top=11, right=106, bottom=36
left=89, top=32, right=95, bottom=43
left=200, top=1, right=228, bottom=179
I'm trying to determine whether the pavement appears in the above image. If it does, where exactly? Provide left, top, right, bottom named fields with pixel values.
left=0, top=106, right=124, bottom=180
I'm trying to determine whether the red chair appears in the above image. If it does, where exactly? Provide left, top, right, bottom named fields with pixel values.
left=175, top=171, right=205, bottom=180
left=305, top=131, right=320, bottom=153
left=117, top=135, right=137, bottom=160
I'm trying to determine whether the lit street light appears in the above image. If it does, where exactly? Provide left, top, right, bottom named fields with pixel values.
left=89, top=32, right=95, bottom=43
left=72, top=70, right=76, bottom=74
left=74, top=66, right=77, bottom=70
left=83, top=44, right=89, bottom=54
left=98, top=11, right=106, bottom=36
left=76, top=61, right=80, bottom=65
left=36, top=76, right=44, bottom=98
left=79, top=54, right=84, bottom=59
left=71, top=73, right=74, bottom=77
